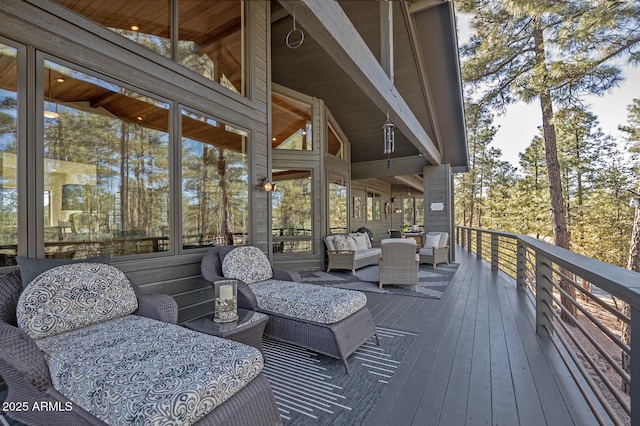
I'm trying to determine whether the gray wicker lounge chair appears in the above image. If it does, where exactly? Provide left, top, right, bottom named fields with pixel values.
left=418, top=231, right=450, bottom=268
left=201, top=246, right=379, bottom=374
left=379, top=238, right=420, bottom=291
left=0, top=267, right=281, bottom=426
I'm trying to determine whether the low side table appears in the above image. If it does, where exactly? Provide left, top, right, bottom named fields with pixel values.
left=184, top=309, right=268, bottom=358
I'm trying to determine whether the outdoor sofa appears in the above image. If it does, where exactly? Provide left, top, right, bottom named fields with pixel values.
left=0, top=261, right=280, bottom=426
left=201, top=245, right=379, bottom=374
left=324, top=233, right=381, bottom=275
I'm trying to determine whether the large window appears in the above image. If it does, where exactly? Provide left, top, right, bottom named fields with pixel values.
left=55, top=0, right=246, bottom=95
left=181, top=109, right=248, bottom=249
left=179, top=1, right=246, bottom=94
left=327, top=123, right=344, bottom=159
left=328, top=173, right=347, bottom=234
left=272, top=169, right=312, bottom=253
left=367, top=191, right=381, bottom=222
left=55, top=0, right=171, bottom=59
left=0, top=43, right=18, bottom=265
left=43, top=60, right=170, bottom=258
left=272, top=93, right=312, bottom=151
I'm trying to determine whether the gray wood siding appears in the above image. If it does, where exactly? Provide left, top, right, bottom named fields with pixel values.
left=0, top=0, right=271, bottom=323
left=351, top=179, right=393, bottom=245
left=424, top=164, right=453, bottom=260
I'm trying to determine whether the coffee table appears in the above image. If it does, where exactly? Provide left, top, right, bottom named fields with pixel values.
left=184, top=309, right=268, bottom=358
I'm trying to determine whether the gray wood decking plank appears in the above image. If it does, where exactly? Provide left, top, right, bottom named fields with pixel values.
left=500, top=273, right=599, bottom=426
left=374, top=294, right=414, bottom=324
left=481, top=258, right=520, bottom=426
left=365, top=253, right=476, bottom=426
left=465, top=263, right=493, bottom=426
left=436, top=262, right=480, bottom=426
left=409, top=257, right=478, bottom=425
left=493, top=270, right=548, bottom=426
left=364, top=247, right=601, bottom=426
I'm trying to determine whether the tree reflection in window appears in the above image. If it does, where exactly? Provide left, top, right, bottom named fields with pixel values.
left=271, top=169, right=312, bottom=253
left=181, top=110, right=248, bottom=249
left=43, top=60, right=170, bottom=258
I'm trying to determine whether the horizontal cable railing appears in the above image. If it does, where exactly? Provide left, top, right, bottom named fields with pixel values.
left=456, top=226, right=640, bottom=426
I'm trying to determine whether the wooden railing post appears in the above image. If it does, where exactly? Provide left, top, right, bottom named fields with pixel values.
left=632, top=305, right=639, bottom=426
left=535, top=251, right=554, bottom=337
left=477, top=230, right=483, bottom=260
left=467, top=228, right=472, bottom=251
left=516, top=240, right=526, bottom=291
left=491, top=233, right=498, bottom=271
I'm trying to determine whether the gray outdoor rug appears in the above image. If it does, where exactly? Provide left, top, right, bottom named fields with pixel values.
left=263, top=326, right=415, bottom=425
left=300, top=263, right=459, bottom=299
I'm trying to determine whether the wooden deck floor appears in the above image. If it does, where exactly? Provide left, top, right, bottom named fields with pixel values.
left=364, top=246, right=598, bottom=426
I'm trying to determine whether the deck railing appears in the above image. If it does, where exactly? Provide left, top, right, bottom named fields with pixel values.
left=456, top=226, right=640, bottom=426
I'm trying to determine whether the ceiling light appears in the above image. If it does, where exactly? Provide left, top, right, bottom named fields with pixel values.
left=56, top=77, right=65, bottom=83
left=44, top=71, right=59, bottom=119
left=131, top=25, right=139, bottom=31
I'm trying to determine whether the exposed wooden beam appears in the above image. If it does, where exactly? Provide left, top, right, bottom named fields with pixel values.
left=351, top=156, right=429, bottom=180
left=408, top=0, right=448, bottom=14
left=401, top=2, right=443, bottom=153
left=278, top=0, right=441, bottom=165
left=380, top=1, right=393, bottom=82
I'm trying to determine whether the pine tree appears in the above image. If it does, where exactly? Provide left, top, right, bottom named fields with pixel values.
left=621, top=98, right=640, bottom=394
left=458, top=0, right=639, bottom=322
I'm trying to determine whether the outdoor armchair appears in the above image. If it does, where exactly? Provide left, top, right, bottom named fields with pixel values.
left=418, top=231, right=450, bottom=268
left=379, top=238, right=420, bottom=291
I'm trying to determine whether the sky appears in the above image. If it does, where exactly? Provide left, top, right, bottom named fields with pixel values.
left=457, top=14, right=640, bottom=167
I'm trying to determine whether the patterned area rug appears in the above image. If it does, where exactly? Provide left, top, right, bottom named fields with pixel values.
left=301, top=263, right=459, bottom=299
left=263, top=327, right=415, bottom=426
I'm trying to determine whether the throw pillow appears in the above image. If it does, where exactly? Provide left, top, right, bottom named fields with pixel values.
left=347, top=236, right=358, bottom=251
left=16, top=254, right=111, bottom=289
left=353, top=234, right=369, bottom=251
left=333, top=234, right=351, bottom=251
left=16, top=263, right=138, bottom=340
left=361, top=232, right=372, bottom=249
left=222, top=246, right=273, bottom=284
left=423, top=234, right=441, bottom=249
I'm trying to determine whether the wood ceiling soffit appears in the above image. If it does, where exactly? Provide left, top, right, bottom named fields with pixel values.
left=278, top=0, right=442, bottom=165
left=44, top=72, right=244, bottom=153
left=408, top=0, right=448, bottom=14
left=401, top=2, right=443, bottom=154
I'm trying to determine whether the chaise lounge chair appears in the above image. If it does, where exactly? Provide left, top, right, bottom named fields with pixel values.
left=201, top=246, right=379, bottom=373
left=0, top=263, right=280, bottom=426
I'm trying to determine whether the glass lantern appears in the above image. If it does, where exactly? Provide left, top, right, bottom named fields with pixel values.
left=213, top=280, right=239, bottom=323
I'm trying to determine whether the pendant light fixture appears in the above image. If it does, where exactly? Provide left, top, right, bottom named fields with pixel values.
left=44, top=70, right=59, bottom=119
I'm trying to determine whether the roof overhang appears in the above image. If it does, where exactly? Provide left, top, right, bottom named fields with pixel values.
left=273, top=0, right=468, bottom=176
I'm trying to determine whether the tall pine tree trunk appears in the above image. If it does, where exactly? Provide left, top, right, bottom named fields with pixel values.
left=533, top=26, right=577, bottom=324
left=622, top=203, right=640, bottom=394
left=218, top=149, right=234, bottom=245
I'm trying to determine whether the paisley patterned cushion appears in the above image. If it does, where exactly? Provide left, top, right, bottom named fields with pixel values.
left=17, top=263, right=138, bottom=339
left=333, top=234, right=351, bottom=251
left=222, top=246, right=273, bottom=284
left=36, top=315, right=263, bottom=426
left=251, top=279, right=367, bottom=324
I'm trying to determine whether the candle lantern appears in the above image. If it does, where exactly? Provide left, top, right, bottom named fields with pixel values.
left=213, top=280, right=238, bottom=323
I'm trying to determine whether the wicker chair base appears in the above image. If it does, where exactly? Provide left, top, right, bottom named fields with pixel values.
left=260, top=307, right=378, bottom=374
left=419, top=248, right=450, bottom=269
